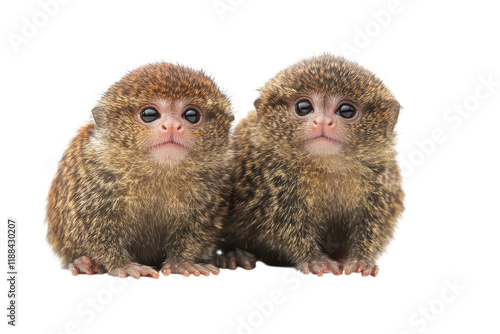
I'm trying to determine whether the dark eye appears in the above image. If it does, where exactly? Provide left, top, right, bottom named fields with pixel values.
left=336, top=103, right=357, bottom=119
left=294, top=99, right=314, bottom=117
left=183, top=108, right=201, bottom=124
left=140, top=108, right=160, bottom=123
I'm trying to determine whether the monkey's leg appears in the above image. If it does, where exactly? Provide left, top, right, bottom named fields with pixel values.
left=69, top=256, right=105, bottom=276
left=276, top=233, right=342, bottom=276
left=214, top=248, right=257, bottom=270
left=342, top=199, right=399, bottom=277
left=78, top=220, right=160, bottom=279
left=161, top=227, right=221, bottom=277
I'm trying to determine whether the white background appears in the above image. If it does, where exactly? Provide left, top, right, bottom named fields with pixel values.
left=1, top=0, right=499, bottom=333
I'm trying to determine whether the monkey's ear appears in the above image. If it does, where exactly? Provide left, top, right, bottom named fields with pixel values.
left=91, top=104, right=106, bottom=128
left=388, top=100, right=402, bottom=133
left=254, top=97, right=263, bottom=112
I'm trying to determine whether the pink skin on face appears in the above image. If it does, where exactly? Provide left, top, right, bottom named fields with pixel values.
left=149, top=117, right=189, bottom=160
left=304, top=114, right=343, bottom=155
left=136, top=99, right=203, bottom=162
left=292, top=94, right=361, bottom=155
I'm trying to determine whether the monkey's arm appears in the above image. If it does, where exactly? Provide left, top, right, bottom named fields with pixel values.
left=344, top=176, right=404, bottom=277
left=289, top=239, right=344, bottom=276
left=77, top=215, right=159, bottom=278
left=160, top=206, right=222, bottom=277
left=50, top=185, right=160, bottom=278
left=227, top=215, right=342, bottom=276
left=46, top=126, right=159, bottom=278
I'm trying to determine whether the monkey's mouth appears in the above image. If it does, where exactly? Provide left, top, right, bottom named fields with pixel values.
left=304, top=133, right=343, bottom=155
left=151, top=138, right=188, bottom=150
left=306, top=134, right=342, bottom=145
left=150, top=139, right=190, bottom=160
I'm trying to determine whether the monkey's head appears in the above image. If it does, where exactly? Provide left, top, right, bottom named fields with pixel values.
left=92, top=62, right=233, bottom=165
left=255, top=55, right=400, bottom=160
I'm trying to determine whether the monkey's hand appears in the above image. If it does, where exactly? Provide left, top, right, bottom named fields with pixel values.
left=69, top=256, right=106, bottom=276
left=161, top=261, right=220, bottom=277
left=296, top=257, right=342, bottom=276
left=342, top=258, right=378, bottom=277
left=214, top=248, right=257, bottom=270
left=108, top=263, right=160, bottom=279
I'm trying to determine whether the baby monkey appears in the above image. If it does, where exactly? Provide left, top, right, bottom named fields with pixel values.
left=47, top=63, right=234, bottom=278
left=220, top=55, right=404, bottom=276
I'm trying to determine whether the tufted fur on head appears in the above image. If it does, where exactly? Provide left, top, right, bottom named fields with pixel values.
left=255, top=55, right=401, bottom=161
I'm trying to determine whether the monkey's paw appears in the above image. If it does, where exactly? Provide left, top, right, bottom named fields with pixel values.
left=214, top=248, right=257, bottom=270
left=108, top=263, right=160, bottom=279
left=296, top=258, right=342, bottom=276
left=342, top=258, right=378, bottom=277
left=161, top=261, right=219, bottom=277
left=69, top=256, right=105, bottom=276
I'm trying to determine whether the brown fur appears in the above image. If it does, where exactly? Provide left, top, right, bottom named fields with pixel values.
left=46, top=63, right=234, bottom=276
left=222, top=55, right=404, bottom=274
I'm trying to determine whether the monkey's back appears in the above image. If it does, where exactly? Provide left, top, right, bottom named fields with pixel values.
left=46, top=123, right=120, bottom=265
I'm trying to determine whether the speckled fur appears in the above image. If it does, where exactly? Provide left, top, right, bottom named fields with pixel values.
left=223, top=55, right=404, bottom=267
left=46, top=63, right=234, bottom=271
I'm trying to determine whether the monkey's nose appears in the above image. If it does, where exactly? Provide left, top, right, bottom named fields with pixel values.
left=160, top=121, right=184, bottom=133
left=312, top=117, right=335, bottom=128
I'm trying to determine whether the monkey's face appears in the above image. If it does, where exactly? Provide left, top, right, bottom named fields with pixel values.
left=256, top=55, right=400, bottom=159
left=287, top=93, right=364, bottom=155
left=134, top=98, right=208, bottom=162
left=93, top=62, right=233, bottom=165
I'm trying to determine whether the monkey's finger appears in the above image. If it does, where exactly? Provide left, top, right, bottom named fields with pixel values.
left=194, top=264, right=211, bottom=276
left=309, top=263, right=324, bottom=276
left=204, top=264, right=220, bottom=275
left=370, top=265, right=379, bottom=277
left=220, top=255, right=228, bottom=269
left=79, top=256, right=93, bottom=267
left=320, top=263, right=332, bottom=273
left=328, top=262, right=343, bottom=276
left=227, top=253, right=237, bottom=270
left=126, top=268, right=141, bottom=279
left=361, top=264, right=374, bottom=277
left=69, top=264, right=80, bottom=276
left=162, top=266, right=173, bottom=276
left=177, top=265, right=192, bottom=277
left=343, top=260, right=358, bottom=275
left=189, top=266, right=201, bottom=277
left=298, top=263, right=310, bottom=275
left=72, top=263, right=93, bottom=275
left=70, top=256, right=95, bottom=275
left=239, top=256, right=255, bottom=270
left=137, top=266, right=160, bottom=279
left=182, top=264, right=200, bottom=277
left=109, top=269, right=128, bottom=278
left=353, top=262, right=363, bottom=273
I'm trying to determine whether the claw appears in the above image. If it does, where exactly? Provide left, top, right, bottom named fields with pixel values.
left=297, top=258, right=342, bottom=276
left=161, top=261, right=219, bottom=276
left=214, top=248, right=257, bottom=270
left=342, top=258, right=378, bottom=277
left=69, top=256, right=106, bottom=276
left=109, top=263, right=159, bottom=279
